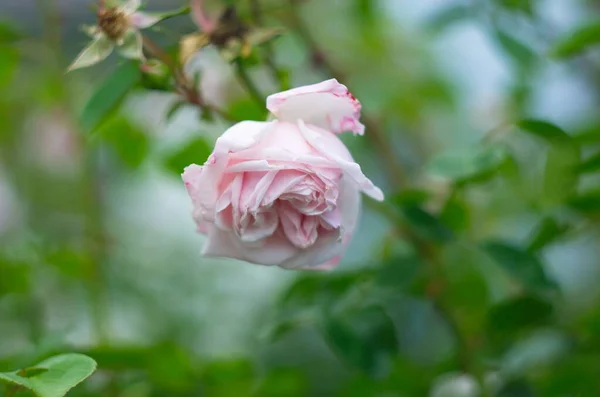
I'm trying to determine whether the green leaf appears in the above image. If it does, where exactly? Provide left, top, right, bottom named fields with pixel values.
left=96, top=116, right=149, bottom=168
left=496, top=379, right=536, bottom=397
left=440, top=193, right=470, bottom=232
left=527, top=217, right=570, bottom=252
left=551, top=21, right=600, bottom=58
left=424, top=5, right=472, bottom=35
left=376, top=255, right=421, bottom=291
left=495, top=0, right=534, bottom=16
left=568, top=188, right=600, bottom=214
left=164, top=137, right=213, bottom=176
left=481, top=241, right=558, bottom=294
left=576, top=151, right=600, bottom=174
left=254, top=369, right=307, bottom=397
left=487, top=295, right=554, bottom=334
left=542, top=144, right=580, bottom=206
left=426, top=144, right=507, bottom=183
left=80, top=61, right=141, bottom=133
left=0, top=21, right=21, bottom=44
left=0, top=354, right=97, bottom=397
left=398, top=205, right=454, bottom=243
left=322, top=306, right=398, bottom=377
left=516, top=120, right=572, bottom=143
left=494, top=29, right=537, bottom=71
left=201, top=359, right=254, bottom=397
left=0, top=46, right=18, bottom=89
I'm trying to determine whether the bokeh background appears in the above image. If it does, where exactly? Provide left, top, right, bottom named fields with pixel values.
left=1, top=0, right=600, bottom=396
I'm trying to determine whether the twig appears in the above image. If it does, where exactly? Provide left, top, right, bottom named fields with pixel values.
left=234, top=59, right=266, bottom=108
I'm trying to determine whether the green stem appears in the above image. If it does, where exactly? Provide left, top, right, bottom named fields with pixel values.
left=234, top=59, right=265, bottom=109
left=150, top=5, right=191, bottom=22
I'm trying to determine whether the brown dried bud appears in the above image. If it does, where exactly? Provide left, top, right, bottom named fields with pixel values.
left=97, top=7, right=129, bottom=40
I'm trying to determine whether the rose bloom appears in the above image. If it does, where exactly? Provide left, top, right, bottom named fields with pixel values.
left=182, top=79, right=383, bottom=270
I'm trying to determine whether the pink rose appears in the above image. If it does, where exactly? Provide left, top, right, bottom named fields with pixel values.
left=182, top=79, right=384, bottom=270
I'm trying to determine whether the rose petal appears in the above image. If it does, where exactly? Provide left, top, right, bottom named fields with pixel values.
left=266, top=79, right=365, bottom=135
left=129, top=11, right=160, bottom=29
left=182, top=121, right=271, bottom=222
left=202, top=226, right=298, bottom=266
left=298, top=120, right=384, bottom=201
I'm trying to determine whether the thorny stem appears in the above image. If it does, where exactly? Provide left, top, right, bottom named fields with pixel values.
left=287, top=0, right=406, bottom=189
left=234, top=59, right=266, bottom=109
left=141, top=35, right=239, bottom=123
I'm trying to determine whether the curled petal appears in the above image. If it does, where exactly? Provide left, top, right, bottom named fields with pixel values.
left=266, top=79, right=365, bottom=135
left=298, top=120, right=384, bottom=201
left=67, top=35, right=114, bottom=72
left=117, top=29, right=144, bottom=60
left=129, top=11, right=160, bottom=29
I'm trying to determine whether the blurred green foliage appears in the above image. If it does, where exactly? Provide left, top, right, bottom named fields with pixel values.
left=1, top=0, right=600, bottom=396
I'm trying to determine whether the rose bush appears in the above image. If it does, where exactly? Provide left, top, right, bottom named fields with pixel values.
left=182, top=79, right=383, bottom=270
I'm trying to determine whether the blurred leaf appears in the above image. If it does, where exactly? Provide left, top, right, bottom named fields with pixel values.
left=397, top=203, right=453, bottom=242
left=0, top=257, right=29, bottom=295
left=497, top=379, right=536, bottom=397
left=398, top=205, right=454, bottom=243
left=487, top=295, right=553, bottom=335
left=527, top=217, right=570, bottom=252
left=440, top=193, right=470, bottom=232
left=253, top=369, right=307, bottom=397
left=0, top=21, right=21, bottom=44
left=481, top=241, right=557, bottom=294
left=426, top=145, right=507, bottom=184
left=424, top=5, right=472, bottom=35
left=535, top=353, right=600, bottom=396
left=573, top=124, right=600, bottom=144
left=45, top=247, right=93, bottom=279
left=147, top=343, right=198, bottom=392
left=568, top=188, right=600, bottom=214
left=0, top=354, right=96, bottom=397
left=542, top=145, right=580, bottom=206
left=494, top=30, right=536, bottom=71
left=389, top=189, right=430, bottom=207
left=164, top=136, right=213, bottom=176
left=576, top=151, right=600, bottom=174
left=80, top=61, right=141, bottom=133
left=551, top=21, right=600, bottom=58
left=376, top=255, right=421, bottom=291
left=96, top=116, right=149, bottom=168
left=228, top=98, right=265, bottom=121
left=441, top=246, right=490, bottom=337
left=323, top=306, right=398, bottom=377
left=516, top=120, right=572, bottom=143
left=496, top=0, right=534, bottom=15
left=201, top=359, right=254, bottom=397
left=0, top=46, right=18, bottom=89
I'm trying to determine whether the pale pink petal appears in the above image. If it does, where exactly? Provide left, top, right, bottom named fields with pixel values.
left=279, top=228, right=344, bottom=270
left=190, top=0, right=216, bottom=33
left=202, top=226, right=298, bottom=266
left=129, top=11, right=160, bottom=29
left=266, top=79, right=365, bottom=135
left=181, top=121, right=271, bottom=222
left=279, top=203, right=319, bottom=249
left=298, top=120, right=384, bottom=201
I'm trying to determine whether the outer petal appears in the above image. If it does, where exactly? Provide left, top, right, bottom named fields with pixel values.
left=117, top=29, right=144, bottom=60
left=129, top=11, right=160, bottom=29
left=182, top=121, right=272, bottom=222
left=298, top=120, right=384, bottom=201
left=67, top=35, right=113, bottom=72
left=266, top=79, right=365, bottom=135
left=202, top=226, right=298, bottom=266
left=119, top=0, right=141, bottom=14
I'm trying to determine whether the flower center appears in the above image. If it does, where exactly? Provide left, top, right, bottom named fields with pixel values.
left=98, top=7, right=129, bottom=40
